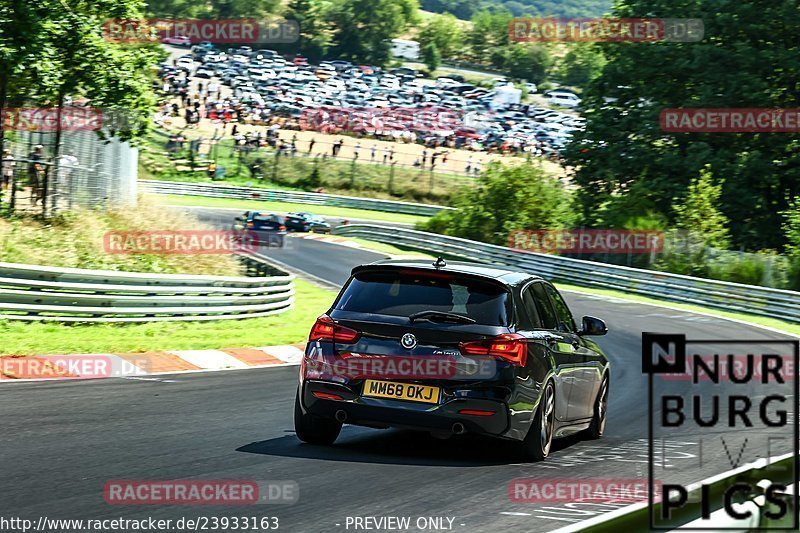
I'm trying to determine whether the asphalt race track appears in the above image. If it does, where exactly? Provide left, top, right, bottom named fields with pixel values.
left=2, top=207, right=795, bottom=532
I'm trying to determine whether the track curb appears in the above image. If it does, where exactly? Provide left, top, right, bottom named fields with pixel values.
left=0, top=343, right=306, bottom=382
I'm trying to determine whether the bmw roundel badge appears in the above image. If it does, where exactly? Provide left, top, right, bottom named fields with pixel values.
left=401, top=333, right=417, bottom=350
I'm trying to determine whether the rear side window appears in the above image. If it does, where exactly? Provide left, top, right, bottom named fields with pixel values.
left=544, top=284, right=576, bottom=333
left=531, top=283, right=558, bottom=330
left=336, top=270, right=510, bottom=326
left=519, top=286, right=543, bottom=329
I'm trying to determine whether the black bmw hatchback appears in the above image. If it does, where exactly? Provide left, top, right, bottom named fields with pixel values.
left=294, top=259, right=610, bottom=460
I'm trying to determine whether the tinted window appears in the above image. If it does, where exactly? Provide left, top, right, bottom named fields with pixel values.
left=544, top=284, right=576, bottom=333
left=336, top=270, right=510, bottom=326
left=253, top=214, right=282, bottom=223
left=531, top=283, right=558, bottom=330
left=519, top=286, right=543, bottom=329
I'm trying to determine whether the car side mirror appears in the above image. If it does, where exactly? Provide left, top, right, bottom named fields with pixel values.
left=578, top=316, right=607, bottom=336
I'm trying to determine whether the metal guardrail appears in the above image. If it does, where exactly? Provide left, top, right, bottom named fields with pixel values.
left=140, top=179, right=452, bottom=217
left=0, top=257, right=294, bottom=322
left=334, top=224, right=800, bottom=323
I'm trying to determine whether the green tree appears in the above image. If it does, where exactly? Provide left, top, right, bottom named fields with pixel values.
left=558, top=43, right=606, bottom=88
left=565, top=0, right=800, bottom=251
left=326, top=0, right=418, bottom=66
left=209, top=0, right=280, bottom=19
left=0, top=0, right=51, bottom=152
left=500, top=43, right=551, bottom=82
left=143, top=0, right=202, bottom=18
left=285, top=0, right=331, bottom=61
left=466, top=9, right=512, bottom=63
left=673, top=166, right=730, bottom=250
left=656, top=166, right=730, bottom=277
left=422, top=163, right=573, bottom=244
left=419, top=0, right=479, bottom=20
left=418, top=13, right=462, bottom=57
left=31, top=0, right=157, bottom=142
left=781, top=196, right=800, bottom=289
left=783, top=196, right=800, bottom=259
left=145, top=0, right=279, bottom=19
left=422, top=41, right=441, bottom=72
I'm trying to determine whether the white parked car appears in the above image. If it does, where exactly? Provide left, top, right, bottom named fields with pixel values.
left=250, top=70, right=277, bottom=82
left=176, top=57, right=194, bottom=69
left=546, top=91, right=581, bottom=108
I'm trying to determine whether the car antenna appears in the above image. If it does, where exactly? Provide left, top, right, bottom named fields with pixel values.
left=433, top=257, right=446, bottom=269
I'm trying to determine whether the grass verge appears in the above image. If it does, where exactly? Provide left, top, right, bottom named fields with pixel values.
left=139, top=131, right=480, bottom=204
left=155, top=194, right=429, bottom=225
left=342, top=237, right=435, bottom=259
left=0, top=198, right=242, bottom=275
left=0, top=279, right=335, bottom=355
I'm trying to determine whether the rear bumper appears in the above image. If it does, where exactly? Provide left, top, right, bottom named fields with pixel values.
left=301, top=379, right=512, bottom=437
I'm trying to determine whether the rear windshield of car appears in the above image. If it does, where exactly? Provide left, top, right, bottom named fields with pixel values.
left=253, top=214, right=281, bottom=222
left=335, top=269, right=510, bottom=326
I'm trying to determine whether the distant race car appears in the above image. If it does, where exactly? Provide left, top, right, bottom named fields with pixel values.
left=232, top=211, right=286, bottom=247
left=284, top=212, right=331, bottom=233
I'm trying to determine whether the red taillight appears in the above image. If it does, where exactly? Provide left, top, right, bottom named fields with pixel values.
left=459, top=333, right=527, bottom=366
left=312, top=391, right=344, bottom=401
left=246, top=222, right=254, bottom=228
left=458, top=409, right=496, bottom=417
left=308, top=315, right=360, bottom=343
left=279, top=225, right=286, bottom=231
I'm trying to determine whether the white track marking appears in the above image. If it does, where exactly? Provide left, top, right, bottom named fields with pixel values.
left=168, top=349, right=250, bottom=370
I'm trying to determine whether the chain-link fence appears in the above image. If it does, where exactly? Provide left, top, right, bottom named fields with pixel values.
left=1, top=130, right=137, bottom=216
left=143, top=129, right=498, bottom=202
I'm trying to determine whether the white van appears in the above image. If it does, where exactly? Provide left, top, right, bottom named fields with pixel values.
left=546, top=91, right=581, bottom=108
left=390, top=39, right=420, bottom=61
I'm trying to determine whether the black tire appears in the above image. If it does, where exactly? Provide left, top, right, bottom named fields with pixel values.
left=293, top=389, right=342, bottom=445
left=519, top=380, right=555, bottom=462
left=586, top=375, right=609, bottom=440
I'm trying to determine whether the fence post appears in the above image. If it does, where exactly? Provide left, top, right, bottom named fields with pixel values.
left=388, top=162, right=395, bottom=195
left=9, top=166, right=16, bottom=212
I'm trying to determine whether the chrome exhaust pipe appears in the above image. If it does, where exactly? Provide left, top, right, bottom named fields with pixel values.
left=335, top=410, right=348, bottom=423
left=452, top=422, right=466, bottom=435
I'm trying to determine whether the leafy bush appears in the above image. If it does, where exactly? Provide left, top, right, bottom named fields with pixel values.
left=420, top=162, right=573, bottom=245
